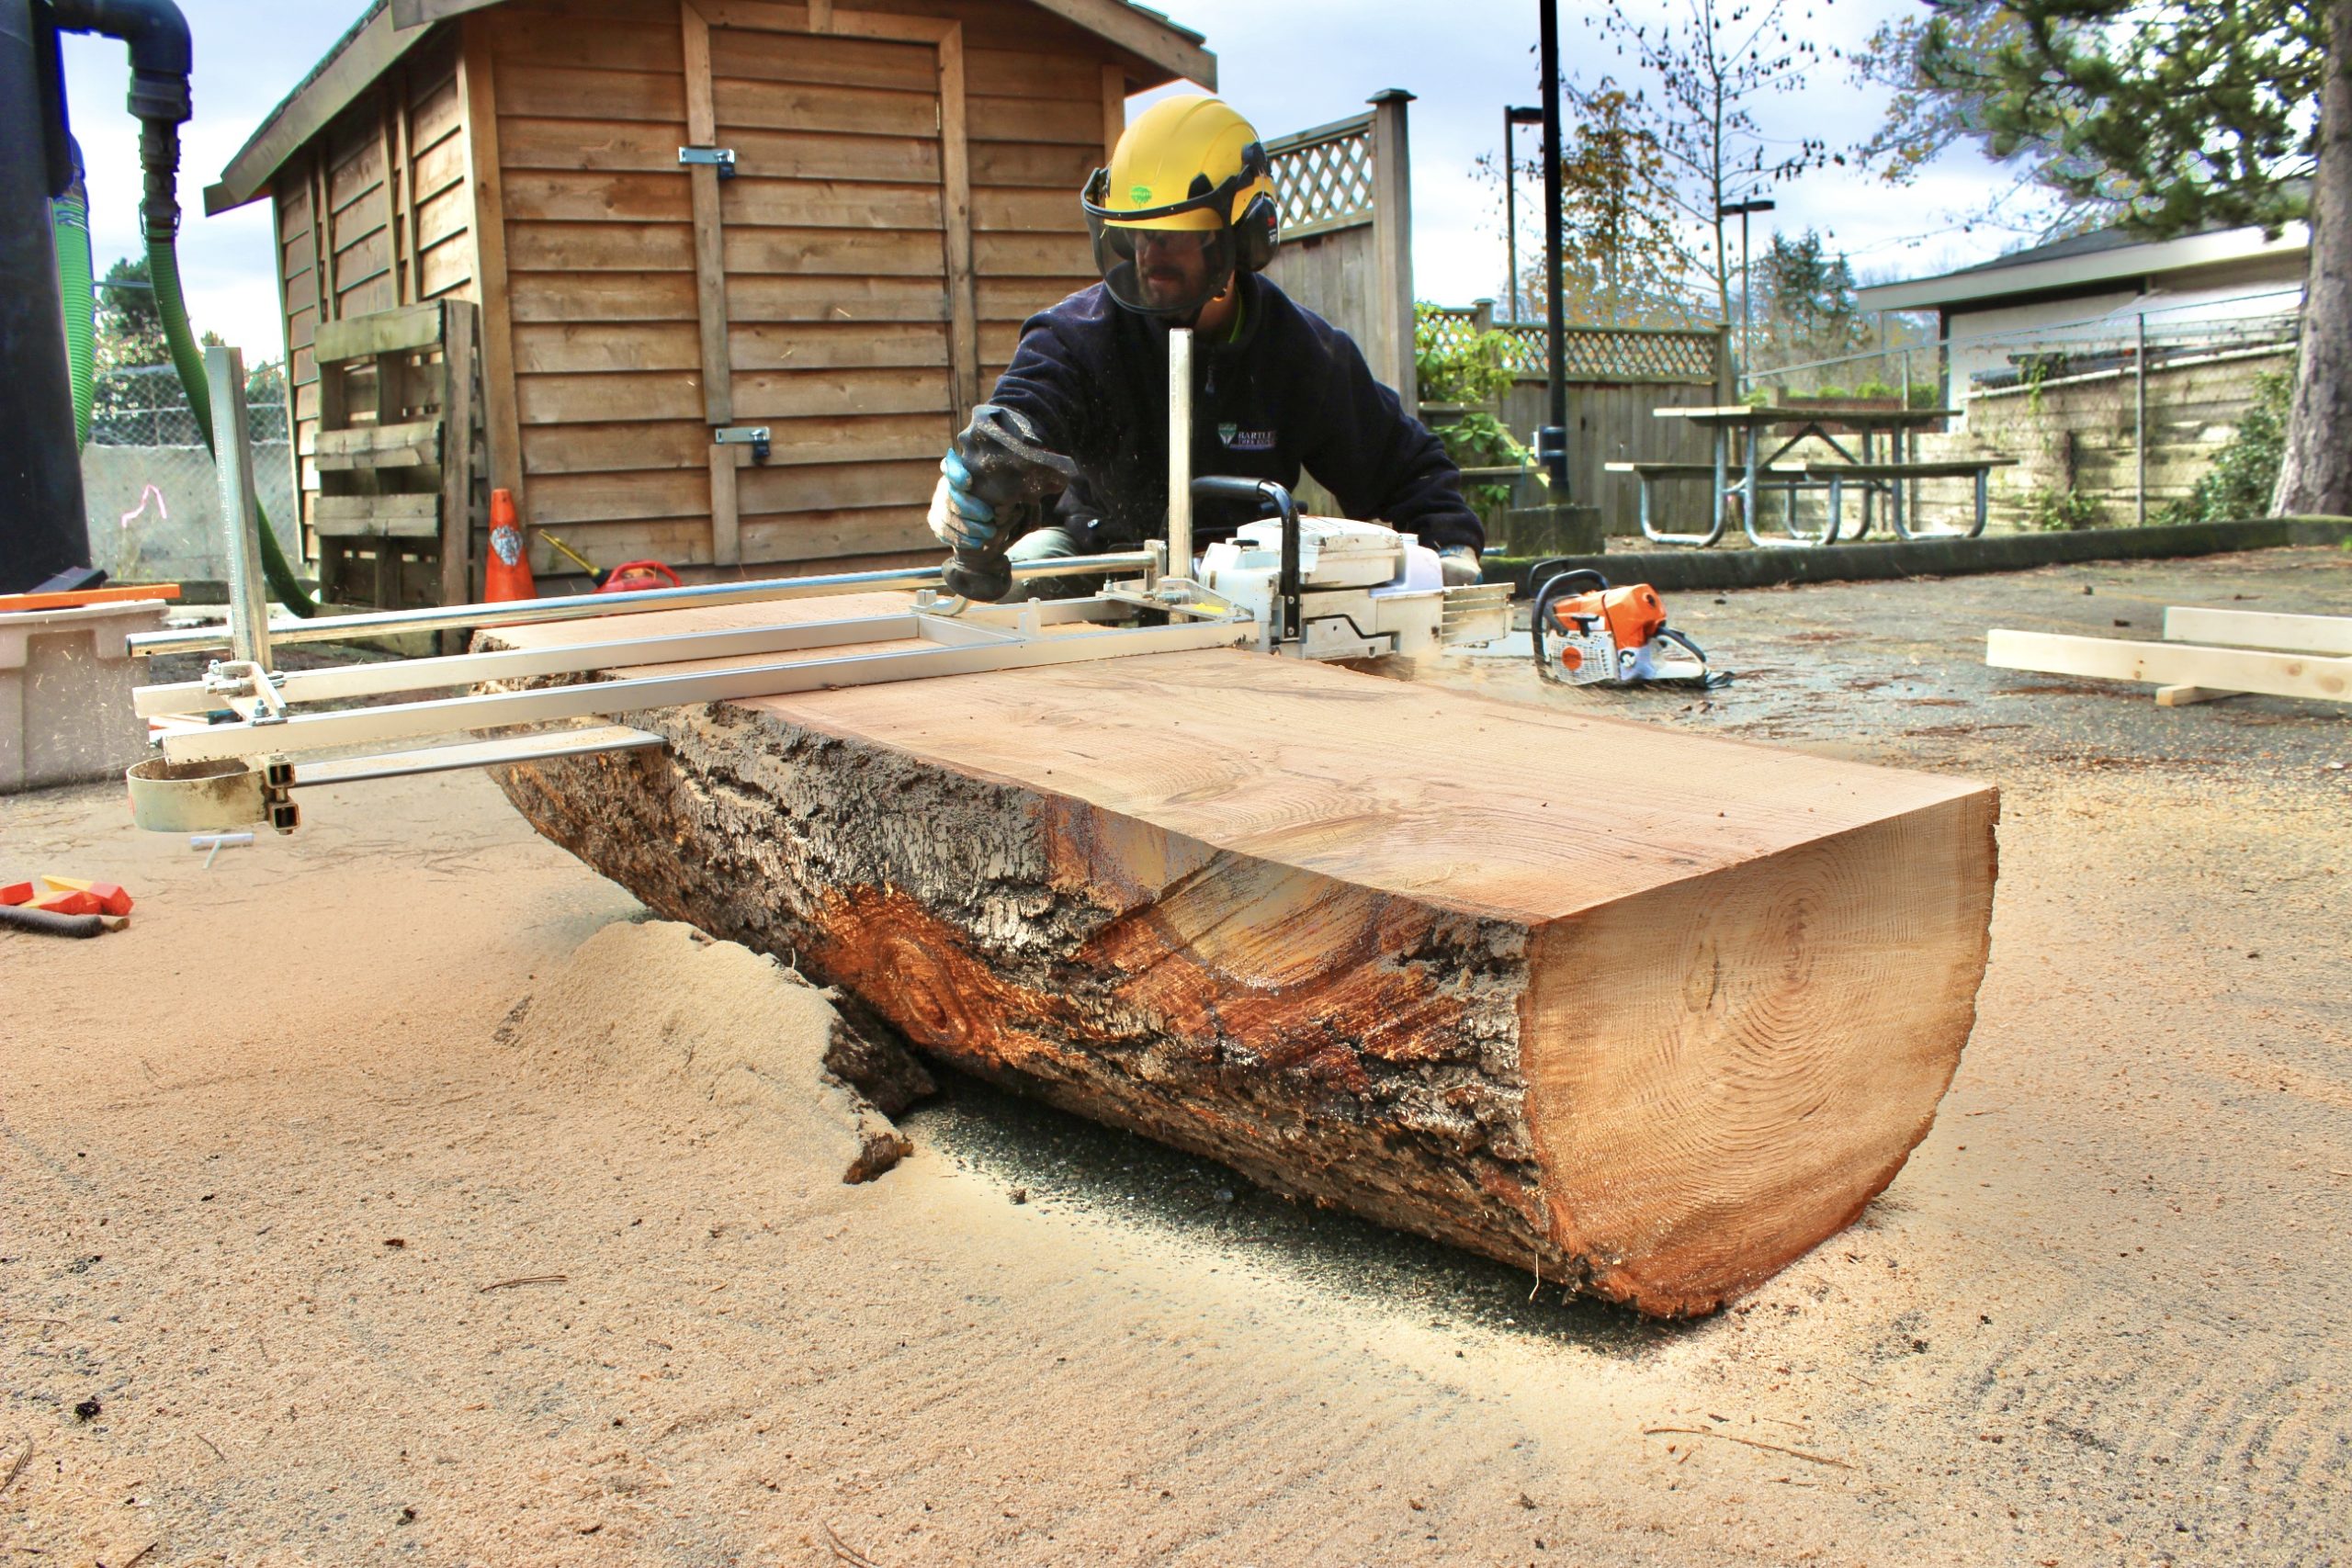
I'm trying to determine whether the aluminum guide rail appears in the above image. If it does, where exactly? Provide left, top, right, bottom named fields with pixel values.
left=157, top=607, right=1255, bottom=766
left=129, top=550, right=1164, bottom=659
left=206, top=344, right=275, bottom=671
left=135, top=606, right=1032, bottom=716
left=286, top=727, right=670, bottom=788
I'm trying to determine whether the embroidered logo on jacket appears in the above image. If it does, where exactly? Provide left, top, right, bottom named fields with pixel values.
left=1217, top=423, right=1277, bottom=451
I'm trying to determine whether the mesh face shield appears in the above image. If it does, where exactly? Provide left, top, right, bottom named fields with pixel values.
left=1081, top=167, right=1242, bottom=319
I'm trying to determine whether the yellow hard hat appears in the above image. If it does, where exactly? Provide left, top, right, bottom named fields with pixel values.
left=1080, top=95, right=1280, bottom=317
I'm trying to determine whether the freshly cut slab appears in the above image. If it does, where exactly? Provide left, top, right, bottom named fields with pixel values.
left=1988, top=627, right=2352, bottom=705
left=486, top=595, right=1998, bottom=1316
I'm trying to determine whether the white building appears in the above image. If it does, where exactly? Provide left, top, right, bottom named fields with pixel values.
left=1857, top=218, right=2308, bottom=420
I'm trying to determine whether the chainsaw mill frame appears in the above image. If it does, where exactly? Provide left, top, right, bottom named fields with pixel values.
left=124, top=330, right=1505, bottom=833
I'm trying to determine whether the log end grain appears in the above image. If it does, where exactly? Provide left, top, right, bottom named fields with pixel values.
left=1523, top=791, right=2000, bottom=1315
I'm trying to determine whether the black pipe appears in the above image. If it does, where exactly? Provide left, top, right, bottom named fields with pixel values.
left=51, top=0, right=192, bottom=242
left=1191, top=475, right=1299, bottom=643
left=1537, top=0, right=1568, bottom=497
left=0, top=0, right=91, bottom=591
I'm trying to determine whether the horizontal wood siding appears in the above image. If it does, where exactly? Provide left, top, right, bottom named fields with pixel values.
left=956, top=10, right=1103, bottom=389
left=255, top=0, right=1148, bottom=576
left=269, top=28, right=472, bottom=560
left=707, top=17, right=951, bottom=567
left=813, top=0, right=1103, bottom=393
left=490, top=1, right=707, bottom=552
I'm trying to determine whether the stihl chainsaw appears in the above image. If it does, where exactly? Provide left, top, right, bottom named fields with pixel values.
left=1529, top=568, right=1722, bottom=687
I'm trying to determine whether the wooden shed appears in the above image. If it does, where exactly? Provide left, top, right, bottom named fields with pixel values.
left=207, top=0, right=1214, bottom=594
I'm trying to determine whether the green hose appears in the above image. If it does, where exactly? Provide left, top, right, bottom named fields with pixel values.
left=54, top=146, right=95, bottom=449
left=147, top=235, right=318, bottom=615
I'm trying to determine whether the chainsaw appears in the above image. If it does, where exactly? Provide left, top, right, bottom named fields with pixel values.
left=1529, top=567, right=1721, bottom=687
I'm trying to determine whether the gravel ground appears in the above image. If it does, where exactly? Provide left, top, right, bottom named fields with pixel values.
left=3, top=545, right=2346, bottom=1565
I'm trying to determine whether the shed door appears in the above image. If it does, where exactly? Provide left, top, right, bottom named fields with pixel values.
left=683, top=3, right=978, bottom=569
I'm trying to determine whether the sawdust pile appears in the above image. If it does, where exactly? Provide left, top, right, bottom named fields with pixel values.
left=496, top=919, right=925, bottom=1183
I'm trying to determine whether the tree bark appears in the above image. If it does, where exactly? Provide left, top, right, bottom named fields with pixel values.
left=484, top=602, right=1997, bottom=1316
left=2274, top=0, right=2352, bottom=517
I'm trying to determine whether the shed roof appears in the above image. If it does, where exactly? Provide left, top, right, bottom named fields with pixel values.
left=207, top=0, right=1214, bottom=217
left=1856, top=214, right=2309, bottom=314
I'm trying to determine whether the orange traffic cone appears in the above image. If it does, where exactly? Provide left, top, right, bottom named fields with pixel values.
left=484, top=488, right=537, bottom=602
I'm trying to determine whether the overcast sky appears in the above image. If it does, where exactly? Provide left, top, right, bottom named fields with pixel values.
left=54, top=0, right=2021, bottom=365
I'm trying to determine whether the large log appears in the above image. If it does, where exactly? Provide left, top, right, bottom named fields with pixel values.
left=486, top=596, right=1997, bottom=1315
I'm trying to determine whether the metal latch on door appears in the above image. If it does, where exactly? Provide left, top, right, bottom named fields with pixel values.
left=678, top=145, right=736, bottom=177
left=716, top=425, right=771, bottom=463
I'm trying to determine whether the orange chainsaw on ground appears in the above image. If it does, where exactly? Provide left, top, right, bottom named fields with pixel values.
left=1529, top=567, right=1723, bottom=687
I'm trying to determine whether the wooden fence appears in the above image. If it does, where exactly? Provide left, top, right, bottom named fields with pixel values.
left=1421, top=302, right=1734, bottom=536
left=1262, top=92, right=1416, bottom=412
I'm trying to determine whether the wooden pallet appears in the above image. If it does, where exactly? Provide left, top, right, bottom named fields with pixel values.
left=310, top=299, right=483, bottom=613
left=1986, top=605, right=2352, bottom=705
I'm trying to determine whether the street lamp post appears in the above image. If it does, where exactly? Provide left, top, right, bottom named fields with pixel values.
left=1715, top=197, right=1775, bottom=375
left=1537, top=0, right=1567, bottom=496
left=1502, top=105, right=1542, bottom=322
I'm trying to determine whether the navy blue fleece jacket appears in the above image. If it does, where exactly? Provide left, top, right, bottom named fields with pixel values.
left=984, top=275, right=1482, bottom=555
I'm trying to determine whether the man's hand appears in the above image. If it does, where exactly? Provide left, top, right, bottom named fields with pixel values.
left=926, top=451, right=997, bottom=550
left=1439, top=544, right=1482, bottom=587
left=927, top=406, right=1075, bottom=552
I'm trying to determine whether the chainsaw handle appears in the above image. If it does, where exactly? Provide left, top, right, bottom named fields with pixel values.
left=1191, top=476, right=1298, bottom=637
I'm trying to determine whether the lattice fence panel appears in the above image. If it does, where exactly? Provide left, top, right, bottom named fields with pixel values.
left=1266, top=118, right=1376, bottom=232
left=1498, top=324, right=1718, bottom=383
left=1419, top=308, right=1477, bottom=360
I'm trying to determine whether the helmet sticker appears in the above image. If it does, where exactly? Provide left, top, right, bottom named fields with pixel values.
left=1129, top=184, right=1153, bottom=205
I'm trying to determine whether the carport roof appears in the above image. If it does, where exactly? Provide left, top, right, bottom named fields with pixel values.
left=1856, top=217, right=2308, bottom=314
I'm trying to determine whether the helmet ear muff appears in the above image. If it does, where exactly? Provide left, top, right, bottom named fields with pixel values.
left=1234, top=190, right=1279, bottom=274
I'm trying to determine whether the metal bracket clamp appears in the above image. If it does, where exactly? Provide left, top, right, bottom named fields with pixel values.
left=678, top=144, right=736, bottom=177
left=716, top=424, right=772, bottom=463
left=263, top=760, right=300, bottom=834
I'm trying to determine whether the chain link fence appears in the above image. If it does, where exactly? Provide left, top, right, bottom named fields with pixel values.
left=1740, top=289, right=2300, bottom=534
left=82, top=365, right=300, bottom=586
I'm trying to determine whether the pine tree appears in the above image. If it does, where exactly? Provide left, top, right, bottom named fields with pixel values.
left=1847, top=0, right=2130, bottom=239
left=1930, top=0, right=2347, bottom=516
left=1756, top=230, right=1863, bottom=367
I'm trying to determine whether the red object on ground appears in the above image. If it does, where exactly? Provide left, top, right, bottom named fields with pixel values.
left=1, top=881, right=30, bottom=907
left=596, top=560, right=683, bottom=594
left=38, top=891, right=101, bottom=916
left=87, top=882, right=134, bottom=917
left=0, top=582, right=181, bottom=613
left=484, top=488, right=537, bottom=603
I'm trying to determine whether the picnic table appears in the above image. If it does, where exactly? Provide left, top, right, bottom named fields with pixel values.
left=1606, top=404, right=2008, bottom=548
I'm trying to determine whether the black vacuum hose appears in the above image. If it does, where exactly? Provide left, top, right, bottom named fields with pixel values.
left=52, top=0, right=318, bottom=615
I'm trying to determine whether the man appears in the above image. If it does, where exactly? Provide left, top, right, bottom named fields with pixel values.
left=927, top=95, right=1483, bottom=596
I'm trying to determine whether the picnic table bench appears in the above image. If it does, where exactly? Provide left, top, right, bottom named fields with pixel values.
left=1625, top=404, right=2011, bottom=548
left=1800, top=459, right=2018, bottom=540
left=1605, top=460, right=1809, bottom=542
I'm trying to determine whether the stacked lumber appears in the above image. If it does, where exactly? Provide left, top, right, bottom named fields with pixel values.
left=1989, top=605, right=2352, bottom=706
left=486, top=595, right=1998, bottom=1315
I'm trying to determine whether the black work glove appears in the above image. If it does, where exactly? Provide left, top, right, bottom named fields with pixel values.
left=927, top=405, right=1075, bottom=550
